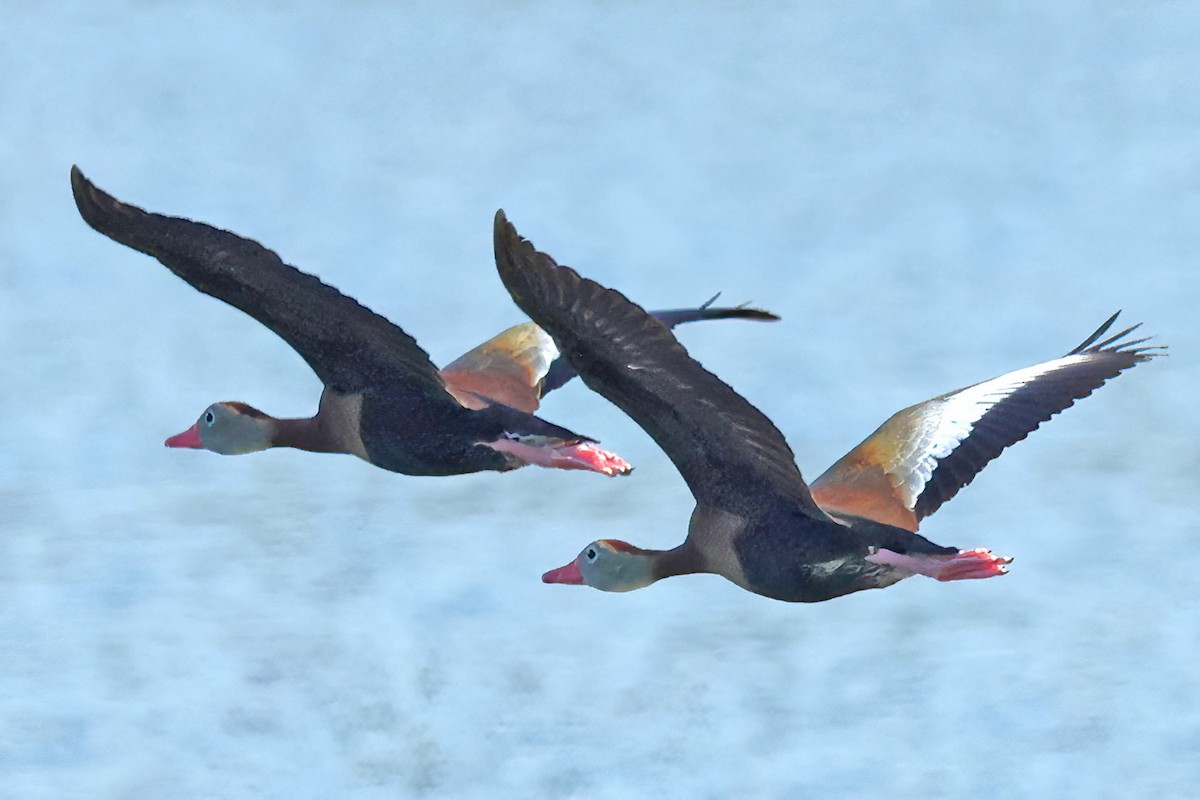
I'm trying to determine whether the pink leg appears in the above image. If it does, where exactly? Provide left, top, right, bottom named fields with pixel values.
left=485, top=438, right=633, bottom=476
left=865, top=547, right=1012, bottom=582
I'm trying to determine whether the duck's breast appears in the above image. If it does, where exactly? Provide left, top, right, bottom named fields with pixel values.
left=317, top=388, right=370, bottom=460
left=686, top=504, right=750, bottom=587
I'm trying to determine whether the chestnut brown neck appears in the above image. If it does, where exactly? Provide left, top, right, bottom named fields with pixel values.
left=269, top=416, right=343, bottom=454
left=651, top=543, right=706, bottom=581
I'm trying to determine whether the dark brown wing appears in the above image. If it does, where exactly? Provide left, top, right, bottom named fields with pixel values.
left=71, top=166, right=453, bottom=402
left=539, top=300, right=779, bottom=395
left=810, top=313, right=1164, bottom=530
left=493, top=210, right=831, bottom=520
left=440, top=302, right=780, bottom=412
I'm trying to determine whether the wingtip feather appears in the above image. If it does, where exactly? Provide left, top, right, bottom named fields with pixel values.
left=1068, top=311, right=1166, bottom=360
left=1068, top=311, right=1121, bottom=353
left=70, top=164, right=109, bottom=231
left=493, top=208, right=537, bottom=263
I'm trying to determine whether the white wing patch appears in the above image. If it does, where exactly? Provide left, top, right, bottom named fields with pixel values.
left=888, top=354, right=1090, bottom=507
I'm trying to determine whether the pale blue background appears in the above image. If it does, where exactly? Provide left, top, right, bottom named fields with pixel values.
left=1, top=3, right=1197, bottom=798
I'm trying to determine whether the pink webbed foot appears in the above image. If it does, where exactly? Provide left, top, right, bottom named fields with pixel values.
left=866, top=547, right=1012, bottom=582
left=547, top=442, right=633, bottom=476
left=484, top=437, right=633, bottom=476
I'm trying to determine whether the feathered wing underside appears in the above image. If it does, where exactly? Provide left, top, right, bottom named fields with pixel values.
left=493, top=210, right=830, bottom=520
left=440, top=302, right=781, bottom=412
left=440, top=322, right=558, bottom=412
left=809, top=313, right=1163, bottom=530
left=71, top=166, right=453, bottom=404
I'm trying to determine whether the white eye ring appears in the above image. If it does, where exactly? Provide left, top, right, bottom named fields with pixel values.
left=585, top=547, right=598, bottom=563
left=204, top=410, right=215, bottom=425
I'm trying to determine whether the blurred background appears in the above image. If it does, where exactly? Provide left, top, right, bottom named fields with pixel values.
left=1, top=3, right=1196, bottom=798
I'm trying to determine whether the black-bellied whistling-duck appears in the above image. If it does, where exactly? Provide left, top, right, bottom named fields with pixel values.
left=71, top=166, right=774, bottom=477
left=494, top=211, right=1163, bottom=602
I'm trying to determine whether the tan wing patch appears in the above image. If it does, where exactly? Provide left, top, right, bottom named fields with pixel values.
left=809, top=430, right=920, bottom=531
left=440, top=322, right=559, bottom=413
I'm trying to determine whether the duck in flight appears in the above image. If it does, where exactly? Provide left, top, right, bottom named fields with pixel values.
left=494, top=211, right=1162, bottom=602
left=70, top=166, right=775, bottom=477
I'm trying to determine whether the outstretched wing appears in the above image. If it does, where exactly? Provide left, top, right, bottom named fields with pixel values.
left=540, top=299, right=779, bottom=395
left=809, top=313, right=1163, bottom=530
left=493, top=210, right=831, bottom=520
left=441, top=301, right=780, bottom=412
left=71, top=166, right=454, bottom=403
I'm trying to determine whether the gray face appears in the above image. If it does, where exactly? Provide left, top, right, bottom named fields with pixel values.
left=577, top=540, right=654, bottom=593
left=575, top=542, right=606, bottom=586
left=197, top=403, right=271, bottom=455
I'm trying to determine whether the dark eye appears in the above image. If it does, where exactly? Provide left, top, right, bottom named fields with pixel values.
left=204, top=410, right=215, bottom=425
left=586, top=548, right=598, bottom=562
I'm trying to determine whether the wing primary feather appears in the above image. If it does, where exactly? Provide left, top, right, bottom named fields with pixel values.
left=1068, top=311, right=1121, bottom=352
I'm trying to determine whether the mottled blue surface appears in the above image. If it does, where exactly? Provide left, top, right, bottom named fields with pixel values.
left=1, top=3, right=1197, bottom=798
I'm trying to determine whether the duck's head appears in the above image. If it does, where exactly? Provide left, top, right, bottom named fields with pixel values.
left=165, top=402, right=273, bottom=455
left=542, top=539, right=658, bottom=593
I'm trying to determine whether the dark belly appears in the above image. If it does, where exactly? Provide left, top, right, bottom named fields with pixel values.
left=358, top=395, right=511, bottom=476
left=734, top=508, right=953, bottom=603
